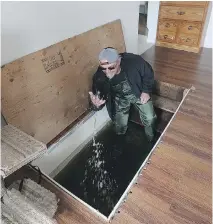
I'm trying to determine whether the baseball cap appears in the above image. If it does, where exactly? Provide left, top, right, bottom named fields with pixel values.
left=98, top=48, right=119, bottom=63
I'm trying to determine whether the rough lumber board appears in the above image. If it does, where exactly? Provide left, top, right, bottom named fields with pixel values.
left=1, top=124, right=46, bottom=177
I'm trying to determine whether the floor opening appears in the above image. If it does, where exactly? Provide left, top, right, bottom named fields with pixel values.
left=54, top=106, right=173, bottom=217
left=30, top=80, right=188, bottom=219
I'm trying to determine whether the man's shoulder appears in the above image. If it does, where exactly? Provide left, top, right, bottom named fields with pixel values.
left=121, top=52, right=140, bottom=59
left=122, top=52, right=146, bottom=61
left=121, top=52, right=146, bottom=67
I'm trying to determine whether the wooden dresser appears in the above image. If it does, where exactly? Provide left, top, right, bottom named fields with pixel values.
left=156, top=1, right=209, bottom=53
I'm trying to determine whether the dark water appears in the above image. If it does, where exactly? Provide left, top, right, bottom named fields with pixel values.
left=54, top=110, right=171, bottom=217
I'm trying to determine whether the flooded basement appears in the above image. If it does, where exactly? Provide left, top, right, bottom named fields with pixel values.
left=54, top=107, right=173, bottom=217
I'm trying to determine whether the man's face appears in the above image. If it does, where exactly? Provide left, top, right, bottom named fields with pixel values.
left=99, top=59, right=121, bottom=79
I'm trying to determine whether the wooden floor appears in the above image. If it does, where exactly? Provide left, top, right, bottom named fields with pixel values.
left=7, top=46, right=212, bottom=224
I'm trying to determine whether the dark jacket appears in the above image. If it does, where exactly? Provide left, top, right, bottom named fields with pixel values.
left=91, top=52, right=155, bottom=119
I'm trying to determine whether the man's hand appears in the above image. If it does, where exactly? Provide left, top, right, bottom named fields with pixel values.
left=89, top=92, right=106, bottom=108
left=140, top=92, right=150, bottom=104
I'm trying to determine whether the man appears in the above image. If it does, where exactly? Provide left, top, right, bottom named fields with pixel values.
left=89, top=47, right=156, bottom=142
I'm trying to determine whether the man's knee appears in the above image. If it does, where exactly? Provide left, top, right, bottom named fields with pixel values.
left=114, top=123, right=128, bottom=135
left=143, top=114, right=157, bottom=127
left=114, top=112, right=129, bottom=134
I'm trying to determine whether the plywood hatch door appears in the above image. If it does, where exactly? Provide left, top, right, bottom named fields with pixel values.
left=1, top=20, right=126, bottom=144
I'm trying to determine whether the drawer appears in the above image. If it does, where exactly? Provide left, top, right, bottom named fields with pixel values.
left=158, top=19, right=178, bottom=33
left=161, top=2, right=207, bottom=7
left=179, top=21, right=202, bottom=35
left=176, top=34, right=199, bottom=46
left=158, top=31, right=176, bottom=43
left=160, top=6, right=205, bottom=21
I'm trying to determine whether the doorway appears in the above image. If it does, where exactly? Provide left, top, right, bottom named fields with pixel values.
left=138, top=1, right=148, bottom=36
left=138, top=1, right=154, bottom=54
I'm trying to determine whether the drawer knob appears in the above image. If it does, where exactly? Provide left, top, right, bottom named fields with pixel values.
left=188, top=26, right=193, bottom=30
left=186, top=38, right=191, bottom=42
left=164, top=35, right=168, bottom=39
left=177, top=11, right=185, bottom=15
left=165, top=23, right=170, bottom=28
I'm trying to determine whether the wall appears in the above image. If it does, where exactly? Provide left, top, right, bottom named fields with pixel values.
left=140, top=1, right=146, bottom=5
left=147, top=1, right=160, bottom=43
left=204, top=13, right=212, bottom=48
left=1, top=1, right=140, bottom=66
left=202, top=2, right=212, bottom=48
left=33, top=107, right=110, bottom=177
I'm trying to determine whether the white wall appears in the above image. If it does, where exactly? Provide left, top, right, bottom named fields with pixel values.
left=203, top=13, right=212, bottom=48
left=33, top=107, right=110, bottom=177
left=147, top=1, right=160, bottom=43
left=202, top=2, right=212, bottom=48
left=1, top=1, right=140, bottom=65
